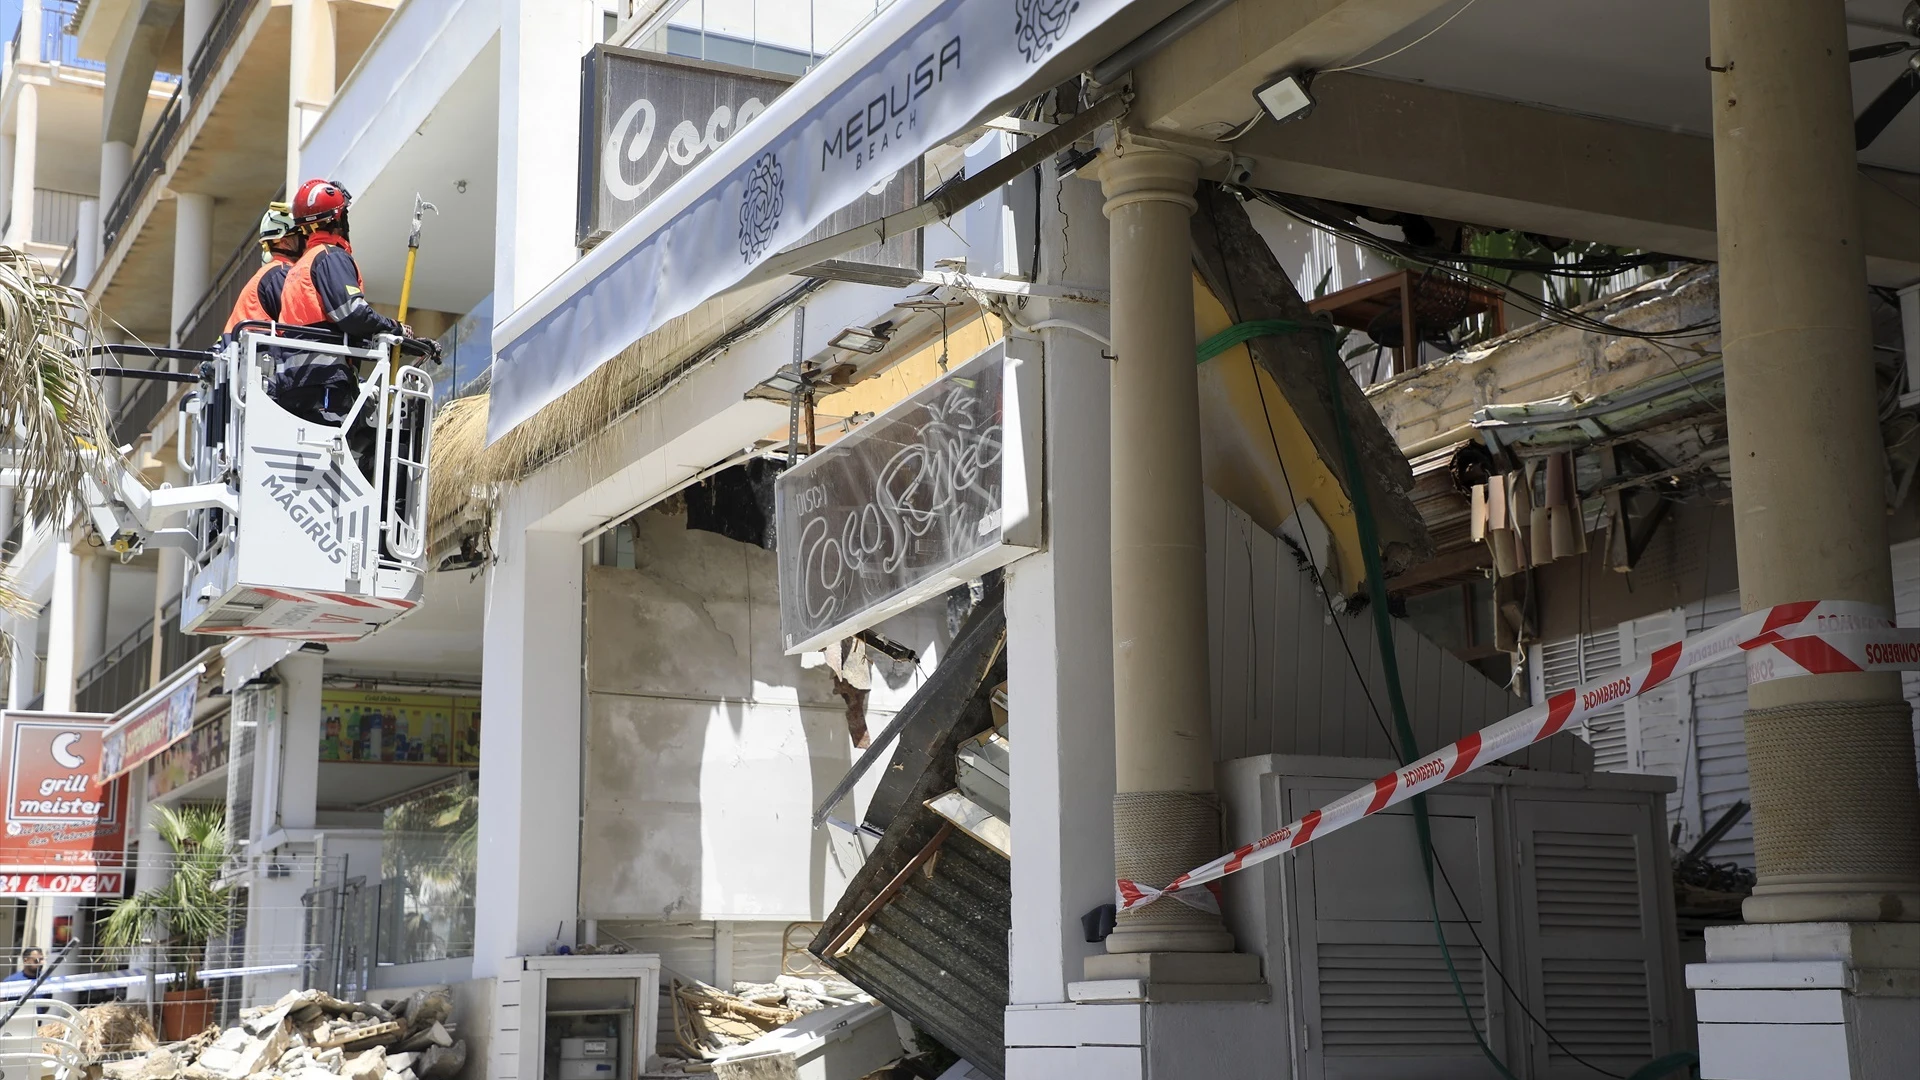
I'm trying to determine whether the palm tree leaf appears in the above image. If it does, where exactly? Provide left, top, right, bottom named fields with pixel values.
left=0, top=246, right=115, bottom=614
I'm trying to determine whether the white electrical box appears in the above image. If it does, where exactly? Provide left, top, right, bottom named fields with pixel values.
left=961, top=131, right=1037, bottom=280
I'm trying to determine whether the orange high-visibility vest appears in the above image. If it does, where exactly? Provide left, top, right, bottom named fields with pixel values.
left=223, top=253, right=295, bottom=333
left=279, top=233, right=359, bottom=327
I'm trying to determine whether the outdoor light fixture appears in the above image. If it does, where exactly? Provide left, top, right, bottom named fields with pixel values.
left=1254, top=71, right=1317, bottom=125
left=830, top=323, right=894, bottom=353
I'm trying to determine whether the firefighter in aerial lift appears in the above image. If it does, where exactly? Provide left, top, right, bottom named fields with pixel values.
left=222, top=202, right=303, bottom=332
left=271, top=177, right=437, bottom=425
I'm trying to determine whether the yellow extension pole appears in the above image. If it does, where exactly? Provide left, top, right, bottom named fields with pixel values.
left=390, top=194, right=436, bottom=378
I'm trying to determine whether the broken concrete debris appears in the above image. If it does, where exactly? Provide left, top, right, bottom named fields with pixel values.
left=91, top=987, right=465, bottom=1080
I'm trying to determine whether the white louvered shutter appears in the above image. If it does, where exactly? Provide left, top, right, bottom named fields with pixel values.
left=1514, top=799, right=1677, bottom=1079
left=1533, top=627, right=1630, bottom=770
left=1623, top=609, right=1698, bottom=846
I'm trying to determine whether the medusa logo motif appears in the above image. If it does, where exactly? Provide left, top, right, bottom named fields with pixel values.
left=738, top=152, right=785, bottom=262
left=1013, top=0, right=1078, bottom=63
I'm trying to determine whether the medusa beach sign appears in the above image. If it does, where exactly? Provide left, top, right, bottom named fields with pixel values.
left=775, top=342, right=1040, bottom=654
left=0, top=712, right=128, bottom=896
left=491, top=0, right=1129, bottom=443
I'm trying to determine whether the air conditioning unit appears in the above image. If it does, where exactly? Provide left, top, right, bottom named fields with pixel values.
left=1218, top=754, right=1688, bottom=1080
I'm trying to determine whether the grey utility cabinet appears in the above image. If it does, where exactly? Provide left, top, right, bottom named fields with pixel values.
left=1218, top=754, right=1686, bottom=1080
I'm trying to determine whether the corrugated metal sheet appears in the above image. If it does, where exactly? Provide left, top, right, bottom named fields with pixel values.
left=1204, top=488, right=1586, bottom=772
left=812, top=802, right=1010, bottom=1079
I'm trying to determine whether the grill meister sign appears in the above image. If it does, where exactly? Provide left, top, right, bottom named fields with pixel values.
left=0, top=712, right=128, bottom=896
left=576, top=47, right=919, bottom=276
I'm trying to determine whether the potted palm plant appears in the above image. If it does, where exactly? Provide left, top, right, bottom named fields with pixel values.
left=100, top=805, right=234, bottom=1039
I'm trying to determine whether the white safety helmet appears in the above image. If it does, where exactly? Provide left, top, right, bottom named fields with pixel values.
left=258, top=202, right=297, bottom=245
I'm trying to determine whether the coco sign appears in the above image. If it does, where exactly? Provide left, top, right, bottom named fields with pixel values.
left=578, top=47, right=918, bottom=274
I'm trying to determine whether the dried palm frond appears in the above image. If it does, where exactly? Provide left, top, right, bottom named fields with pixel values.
left=0, top=247, right=115, bottom=524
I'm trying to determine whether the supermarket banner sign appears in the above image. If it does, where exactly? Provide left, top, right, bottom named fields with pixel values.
left=320, top=692, right=480, bottom=767
left=0, top=711, right=128, bottom=896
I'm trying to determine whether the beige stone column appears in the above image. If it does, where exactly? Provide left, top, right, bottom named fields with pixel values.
left=1710, top=0, right=1920, bottom=922
left=1098, top=149, right=1233, bottom=955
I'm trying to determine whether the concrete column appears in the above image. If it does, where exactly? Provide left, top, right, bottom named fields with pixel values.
left=98, top=141, right=130, bottom=231
left=18, top=4, right=41, bottom=65
left=0, top=488, right=15, bottom=557
left=7, top=83, right=36, bottom=247
left=1096, top=149, right=1231, bottom=955
left=473, top=514, right=583, bottom=976
left=275, top=652, right=322, bottom=831
left=150, top=462, right=187, bottom=684
left=170, top=192, right=214, bottom=347
left=41, top=542, right=79, bottom=712
left=1709, top=0, right=1920, bottom=923
left=74, top=199, right=100, bottom=288
left=0, top=136, right=14, bottom=232
left=1007, top=165, right=1116, bottom=1008
left=7, top=612, right=39, bottom=707
left=75, top=550, right=110, bottom=687
left=285, top=0, right=337, bottom=195
left=182, top=0, right=218, bottom=67
left=496, top=0, right=592, bottom=308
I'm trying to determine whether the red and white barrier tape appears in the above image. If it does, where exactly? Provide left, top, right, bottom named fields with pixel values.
left=1117, top=600, right=1920, bottom=913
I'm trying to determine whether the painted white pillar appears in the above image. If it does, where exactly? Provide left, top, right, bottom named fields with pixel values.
left=6, top=612, right=39, bottom=708
left=75, top=551, right=110, bottom=676
left=182, top=0, right=218, bottom=67
left=18, top=3, right=41, bottom=61
left=170, top=192, right=214, bottom=347
left=0, top=136, right=14, bottom=233
left=150, top=461, right=187, bottom=684
left=275, top=652, right=322, bottom=831
left=473, top=512, right=583, bottom=976
left=1007, top=165, right=1117, bottom=1007
left=495, top=0, right=592, bottom=308
left=99, top=141, right=131, bottom=233
left=41, top=541, right=79, bottom=712
left=7, top=83, right=37, bottom=247
left=0, top=488, right=15, bottom=557
left=285, top=0, right=337, bottom=196
left=74, top=199, right=100, bottom=288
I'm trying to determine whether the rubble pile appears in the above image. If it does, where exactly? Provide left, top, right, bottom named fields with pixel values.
left=91, top=988, right=465, bottom=1080
left=659, top=975, right=872, bottom=1072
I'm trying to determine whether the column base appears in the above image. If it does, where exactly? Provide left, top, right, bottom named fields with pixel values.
left=1069, top=951, right=1267, bottom=1004
left=1743, top=879, right=1920, bottom=923
left=1690, top=922, right=1920, bottom=1080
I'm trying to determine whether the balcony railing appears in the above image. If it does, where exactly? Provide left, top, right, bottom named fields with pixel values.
left=74, top=595, right=218, bottom=714
left=25, top=187, right=84, bottom=245
left=37, top=1, right=102, bottom=70
left=103, top=0, right=257, bottom=246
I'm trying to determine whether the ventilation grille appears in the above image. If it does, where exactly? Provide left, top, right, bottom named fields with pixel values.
left=1535, top=831, right=1642, bottom=931
left=1542, top=957, right=1654, bottom=1065
left=1318, top=942, right=1485, bottom=1053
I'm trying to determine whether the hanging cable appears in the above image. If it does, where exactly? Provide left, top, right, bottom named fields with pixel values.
left=1321, top=0, right=1484, bottom=73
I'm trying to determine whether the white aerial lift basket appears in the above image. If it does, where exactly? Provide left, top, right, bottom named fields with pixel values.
left=172, top=327, right=435, bottom=642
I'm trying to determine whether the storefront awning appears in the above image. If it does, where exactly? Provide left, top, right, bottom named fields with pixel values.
left=487, top=0, right=1137, bottom=445
left=97, top=646, right=222, bottom=782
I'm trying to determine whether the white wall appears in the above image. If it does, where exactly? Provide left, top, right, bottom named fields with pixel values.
left=579, top=507, right=935, bottom=921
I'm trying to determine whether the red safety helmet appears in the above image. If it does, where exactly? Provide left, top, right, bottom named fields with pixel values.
left=291, top=178, right=352, bottom=227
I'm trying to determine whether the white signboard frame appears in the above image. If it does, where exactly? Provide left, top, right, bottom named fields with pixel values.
left=776, top=340, right=1041, bottom=654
